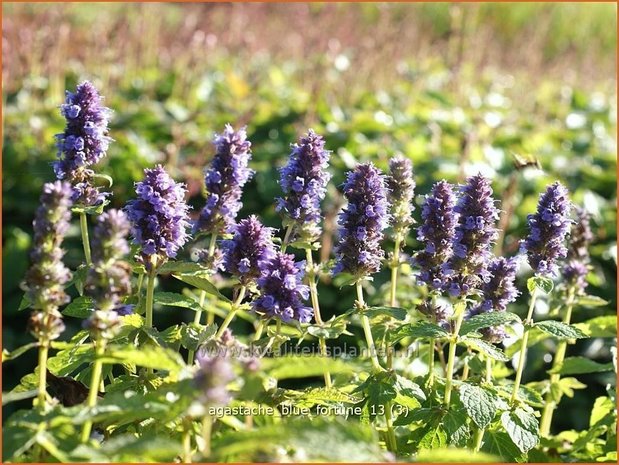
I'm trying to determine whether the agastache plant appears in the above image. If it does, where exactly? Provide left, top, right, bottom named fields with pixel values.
left=386, top=156, right=415, bottom=307
left=540, top=205, right=592, bottom=436
left=216, top=216, right=276, bottom=338
left=277, top=130, right=332, bottom=386
left=81, top=209, right=132, bottom=442
left=21, top=181, right=73, bottom=410
left=126, top=164, right=190, bottom=331
left=54, top=81, right=113, bottom=266
left=512, top=182, right=571, bottom=404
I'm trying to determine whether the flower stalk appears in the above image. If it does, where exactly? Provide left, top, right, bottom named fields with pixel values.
left=80, top=211, right=92, bottom=266
left=80, top=338, right=107, bottom=443
left=510, top=287, right=538, bottom=404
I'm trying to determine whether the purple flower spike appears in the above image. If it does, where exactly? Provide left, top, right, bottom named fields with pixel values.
left=253, top=252, right=313, bottom=323
left=222, top=215, right=276, bottom=285
left=276, top=130, right=331, bottom=242
left=22, top=181, right=73, bottom=311
left=194, top=351, right=236, bottom=406
left=333, top=163, right=390, bottom=279
left=413, top=180, right=458, bottom=291
left=195, top=125, right=254, bottom=236
left=443, top=174, right=500, bottom=297
left=387, top=156, right=415, bottom=237
left=562, top=206, right=593, bottom=294
left=53, top=81, right=113, bottom=206
left=523, top=182, right=572, bottom=277
left=85, top=209, right=132, bottom=314
left=125, top=165, right=191, bottom=267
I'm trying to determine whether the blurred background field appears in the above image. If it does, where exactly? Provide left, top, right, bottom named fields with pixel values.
left=2, top=2, right=617, bottom=432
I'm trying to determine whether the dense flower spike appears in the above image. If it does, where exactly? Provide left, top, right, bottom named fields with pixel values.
left=221, top=215, right=276, bottom=285
left=22, top=181, right=73, bottom=311
left=195, top=125, right=254, bottom=236
left=522, top=182, right=572, bottom=276
left=387, top=156, right=415, bottom=238
left=253, top=252, right=312, bottom=323
left=417, top=299, right=452, bottom=329
left=333, top=163, right=390, bottom=278
left=276, top=130, right=331, bottom=242
left=194, top=351, right=236, bottom=406
left=85, top=209, right=132, bottom=314
left=53, top=81, right=112, bottom=206
left=567, top=207, right=593, bottom=262
left=413, top=180, right=458, bottom=291
left=126, top=165, right=191, bottom=267
left=443, top=174, right=500, bottom=297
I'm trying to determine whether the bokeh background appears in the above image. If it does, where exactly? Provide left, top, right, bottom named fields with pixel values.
left=2, top=2, right=617, bottom=432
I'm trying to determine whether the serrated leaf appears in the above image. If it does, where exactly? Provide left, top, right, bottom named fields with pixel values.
left=575, top=295, right=609, bottom=307
left=153, top=292, right=199, bottom=310
left=535, top=320, right=588, bottom=340
left=362, top=306, right=408, bottom=321
left=549, top=356, right=614, bottom=375
left=100, top=344, right=185, bottom=373
left=527, top=276, right=554, bottom=294
left=460, top=312, right=521, bottom=336
left=393, top=374, right=425, bottom=408
left=461, top=337, right=509, bottom=361
left=293, top=387, right=362, bottom=406
left=179, top=323, right=216, bottom=351
left=171, top=273, right=230, bottom=303
left=62, top=296, right=94, bottom=318
left=482, top=431, right=525, bottom=462
left=391, top=321, right=450, bottom=342
left=501, top=408, right=539, bottom=453
left=443, top=409, right=471, bottom=447
left=418, top=425, right=447, bottom=450
left=459, top=383, right=498, bottom=429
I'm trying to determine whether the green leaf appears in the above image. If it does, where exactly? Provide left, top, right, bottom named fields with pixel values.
left=261, top=356, right=356, bottom=379
left=574, top=315, right=617, bottom=337
left=461, top=337, right=509, bottom=361
left=171, top=273, right=231, bottom=303
left=443, top=409, right=471, bottom=447
left=534, top=320, right=588, bottom=340
left=179, top=323, right=216, bottom=351
left=460, top=312, right=521, bottom=336
left=590, top=396, right=616, bottom=428
left=307, top=324, right=347, bottom=339
left=575, top=295, right=609, bottom=307
left=391, top=321, right=450, bottom=342
left=501, top=407, right=539, bottom=453
left=393, top=374, right=426, bottom=408
left=18, top=295, right=32, bottom=311
left=362, top=306, right=408, bottom=321
left=552, top=377, right=587, bottom=400
left=527, top=276, right=554, bottom=294
left=2, top=342, right=38, bottom=362
left=158, top=261, right=208, bottom=275
left=416, top=448, right=500, bottom=463
left=71, top=264, right=89, bottom=296
left=418, top=425, right=447, bottom=450
left=459, top=383, right=498, bottom=429
left=1, top=388, right=38, bottom=405
left=291, top=387, right=362, bottom=407
left=153, top=292, right=199, bottom=310
left=549, top=356, right=614, bottom=375
left=62, top=296, right=94, bottom=318
left=482, top=431, right=525, bottom=462
left=100, top=344, right=185, bottom=373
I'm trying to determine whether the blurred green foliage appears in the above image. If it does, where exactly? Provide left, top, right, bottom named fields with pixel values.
left=2, top=2, right=617, bottom=434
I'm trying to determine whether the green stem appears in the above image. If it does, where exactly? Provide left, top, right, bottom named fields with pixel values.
left=187, top=290, right=208, bottom=364
left=281, top=224, right=293, bottom=253
left=540, top=288, right=576, bottom=436
left=384, top=401, right=398, bottom=453
left=427, top=338, right=435, bottom=388
left=205, top=234, right=218, bottom=326
left=145, top=268, right=156, bottom=330
left=81, top=338, right=107, bottom=443
left=389, top=236, right=401, bottom=308
left=201, top=415, right=213, bottom=457
left=306, top=248, right=332, bottom=388
left=182, top=417, right=193, bottom=463
left=443, top=308, right=466, bottom=408
left=473, top=358, right=493, bottom=452
left=510, top=287, right=539, bottom=404
left=216, top=286, right=246, bottom=338
left=252, top=320, right=265, bottom=342
left=79, top=211, right=92, bottom=266
left=36, top=340, right=49, bottom=411
left=356, top=282, right=382, bottom=371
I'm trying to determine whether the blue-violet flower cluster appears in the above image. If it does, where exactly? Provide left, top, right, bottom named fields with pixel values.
left=333, top=163, right=390, bottom=279
left=387, top=156, right=415, bottom=239
left=194, top=351, right=236, bottom=406
left=522, top=182, right=571, bottom=276
left=126, top=165, right=191, bottom=267
left=195, top=125, right=254, bottom=236
left=53, top=81, right=112, bottom=206
left=413, top=180, right=458, bottom=291
left=221, top=215, right=276, bottom=285
left=443, top=174, right=500, bottom=297
left=253, top=252, right=312, bottom=323
left=276, top=130, right=331, bottom=242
